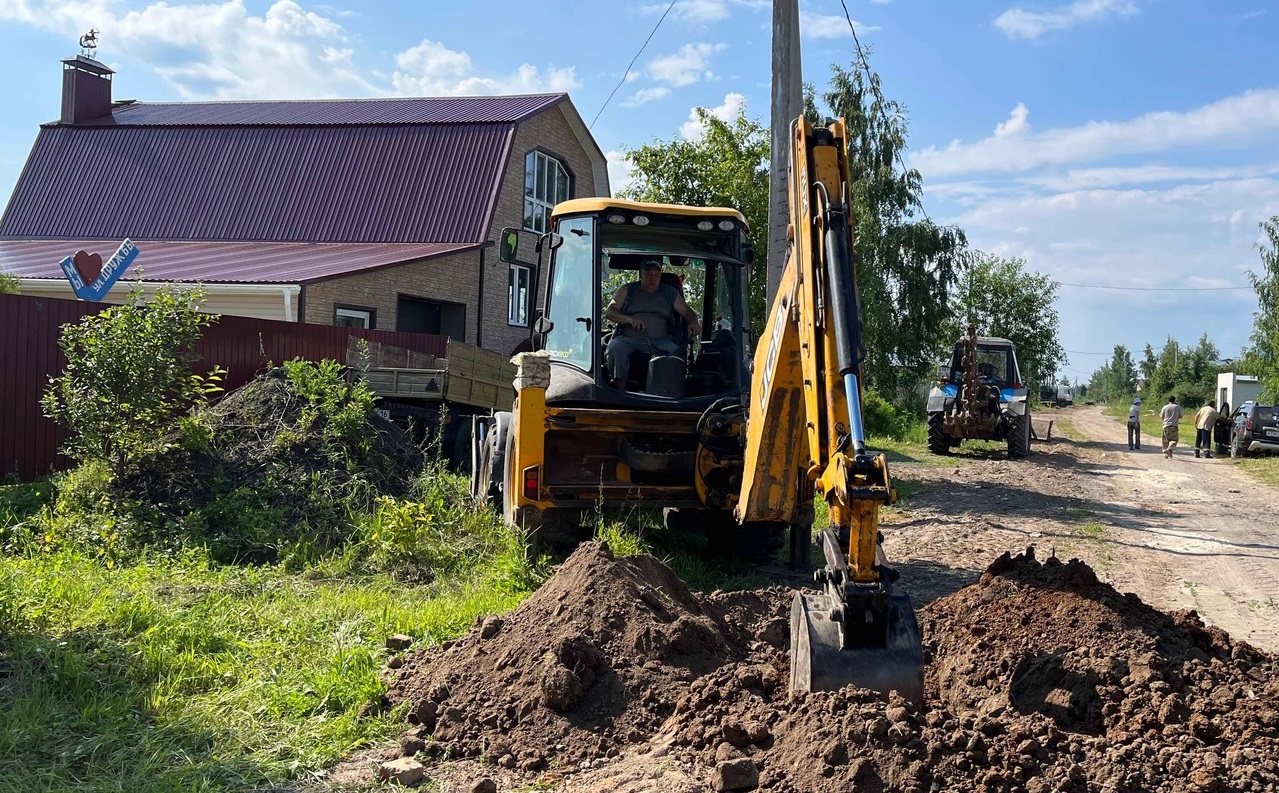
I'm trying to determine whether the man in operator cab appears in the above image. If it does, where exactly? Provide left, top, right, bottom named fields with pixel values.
left=604, top=258, right=702, bottom=391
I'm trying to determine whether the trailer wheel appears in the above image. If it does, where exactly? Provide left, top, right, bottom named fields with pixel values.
left=1007, top=411, right=1031, bottom=459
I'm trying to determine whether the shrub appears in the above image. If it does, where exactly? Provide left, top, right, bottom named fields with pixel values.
left=862, top=388, right=916, bottom=441
left=41, top=284, right=224, bottom=466
left=0, top=272, right=17, bottom=294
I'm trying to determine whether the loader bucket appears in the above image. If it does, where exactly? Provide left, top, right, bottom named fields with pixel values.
left=789, top=587, right=924, bottom=704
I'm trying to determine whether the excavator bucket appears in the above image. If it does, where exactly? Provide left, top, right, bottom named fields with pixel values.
left=789, top=530, right=924, bottom=704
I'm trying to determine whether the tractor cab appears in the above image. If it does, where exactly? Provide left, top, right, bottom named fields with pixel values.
left=938, top=336, right=1023, bottom=400
left=501, top=198, right=752, bottom=409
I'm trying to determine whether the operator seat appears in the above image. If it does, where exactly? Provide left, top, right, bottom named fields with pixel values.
left=617, top=271, right=691, bottom=392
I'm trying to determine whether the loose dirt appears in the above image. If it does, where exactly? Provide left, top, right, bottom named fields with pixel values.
left=360, top=541, right=1278, bottom=793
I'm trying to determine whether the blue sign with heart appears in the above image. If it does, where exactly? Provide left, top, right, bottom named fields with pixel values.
left=58, top=239, right=139, bottom=301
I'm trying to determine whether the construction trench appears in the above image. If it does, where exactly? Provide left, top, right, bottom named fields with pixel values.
left=322, top=409, right=1279, bottom=793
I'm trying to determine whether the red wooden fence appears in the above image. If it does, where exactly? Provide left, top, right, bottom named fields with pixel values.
left=0, top=293, right=448, bottom=482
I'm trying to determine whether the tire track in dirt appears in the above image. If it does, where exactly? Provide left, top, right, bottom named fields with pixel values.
left=882, top=407, right=1279, bottom=653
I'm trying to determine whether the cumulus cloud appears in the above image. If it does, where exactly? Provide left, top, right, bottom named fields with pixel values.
left=994, top=0, right=1138, bottom=40
left=391, top=39, right=578, bottom=96
left=647, top=43, right=727, bottom=87
left=621, top=87, right=671, bottom=108
left=799, top=11, right=879, bottom=39
left=911, top=88, right=1279, bottom=178
left=0, top=0, right=579, bottom=100
left=680, top=92, right=746, bottom=140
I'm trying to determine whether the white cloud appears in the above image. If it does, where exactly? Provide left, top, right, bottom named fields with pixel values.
left=607, top=150, right=634, bottom=197
left=0, top=0, right=379, bottom=99
left=391, top=40, right=578, bottom=96
left=647, top=43, right=727, bottom=87
left=621, top=87, right=671, bottom=108
left=0, top=0, right=578, bottom=100
left=799, top=11, right=879, bottom=39
left=680, top=92, right=746, bottom=140
left=911, top=88, right=1279, bottom=178
left=641, top=0, right=767, bottom=24
left=994, top=0, right=1138, bottom=40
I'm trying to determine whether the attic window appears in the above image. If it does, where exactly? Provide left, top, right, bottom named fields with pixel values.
left=524, top=150, right=571, bottom=234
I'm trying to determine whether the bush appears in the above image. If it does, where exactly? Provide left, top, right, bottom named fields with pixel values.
left=41, top=284, right=223, bottom=466
left=0, top=272, right=17, bottom=294
left=862, top=388, right=916, bottom=441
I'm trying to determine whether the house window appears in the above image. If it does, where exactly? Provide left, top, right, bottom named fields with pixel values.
left=334, top=305, right=374, bottom=329
left=508, top=264, right=531, bottom=326
left=523, top=150, right=572, bottom=233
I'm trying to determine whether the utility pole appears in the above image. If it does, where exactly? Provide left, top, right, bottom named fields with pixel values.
left=767, top=0, right=802, bottom=307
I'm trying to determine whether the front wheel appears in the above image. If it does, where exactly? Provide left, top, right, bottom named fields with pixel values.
left=927, top=412, right=951, bottom=455
left=1231, top=435, right=1242, bottom=459
left=1007, top=412, right=1031, bottom=459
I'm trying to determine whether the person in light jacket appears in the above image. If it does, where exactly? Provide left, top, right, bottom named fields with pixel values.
left=1127, top=397, right=1142, bottom=450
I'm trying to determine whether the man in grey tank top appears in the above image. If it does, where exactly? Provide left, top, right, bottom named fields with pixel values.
left=604, top=259, right=702, bottom=391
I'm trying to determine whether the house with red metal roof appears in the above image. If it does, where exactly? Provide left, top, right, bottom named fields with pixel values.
left=0, top=55, right=609, bottom=354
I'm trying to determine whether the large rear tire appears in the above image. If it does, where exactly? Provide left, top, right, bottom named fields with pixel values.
left=927, top=412, right=950, bottom=455
left=1007, top=411, right=1031, bottom=459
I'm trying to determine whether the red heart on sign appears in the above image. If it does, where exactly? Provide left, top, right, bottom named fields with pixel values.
left=73, top=250, right=103, bottom=284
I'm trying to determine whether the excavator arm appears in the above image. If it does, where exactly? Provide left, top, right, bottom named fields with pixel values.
left=737, top=117, right=924, bottom=702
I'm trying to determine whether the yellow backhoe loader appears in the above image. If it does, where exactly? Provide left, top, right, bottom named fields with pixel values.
left=472, top=117, right=924, bottom=702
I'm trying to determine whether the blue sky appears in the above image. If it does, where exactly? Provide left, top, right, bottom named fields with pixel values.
left=1, top=0, right=1276, bottom=381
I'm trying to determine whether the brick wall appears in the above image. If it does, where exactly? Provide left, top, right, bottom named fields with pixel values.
left=483, top=102, right=604, bottom=354
left=304, top=101, right=604, bottom=355
left=302, top=248, right=482, bottom=341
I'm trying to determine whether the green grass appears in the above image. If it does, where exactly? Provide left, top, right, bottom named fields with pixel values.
left=1230, top=454, right=1279, bottom=486
left=0, top=480, right=54, bottom=531
left=0, top=548, right=537, bottom=792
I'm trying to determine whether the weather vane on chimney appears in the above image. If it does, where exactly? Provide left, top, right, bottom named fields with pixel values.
left=79, top=29, right=98, bottom=57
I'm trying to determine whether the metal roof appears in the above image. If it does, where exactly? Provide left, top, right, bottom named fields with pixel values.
left=0, top=240, right=478, bottom=284
left=62, top=93, right=566, bottom=127
left=0, top=122, right=515, bottom=243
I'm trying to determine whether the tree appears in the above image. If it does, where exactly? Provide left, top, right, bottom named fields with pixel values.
left=620, top=109, right=771, bottom=333
left=42, top=284, right=222, bottom=466
left=1139, top=344, right=1157, bottom=388
left=1086, top=345, right=1137, bottom=403
left=946, top=252, right=1064, bottom=394
left=814, top=64, right=968, bottom=395
left=1246, top=216, right=1279, bottom=400
left=623, top=58, right=967, bottom=397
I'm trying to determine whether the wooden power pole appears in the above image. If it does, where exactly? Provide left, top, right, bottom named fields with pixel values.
left=767, top=0, right=802, bottom=307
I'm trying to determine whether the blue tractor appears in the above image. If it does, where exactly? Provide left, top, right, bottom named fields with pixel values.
left=927, top=326, right=1032, bottom=459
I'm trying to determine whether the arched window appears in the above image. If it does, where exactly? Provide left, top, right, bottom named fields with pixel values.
left=523, top=150, right=571, bottom=234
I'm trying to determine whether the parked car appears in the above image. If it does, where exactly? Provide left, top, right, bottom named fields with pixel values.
left=1230, top=403, right=1279, bottom=457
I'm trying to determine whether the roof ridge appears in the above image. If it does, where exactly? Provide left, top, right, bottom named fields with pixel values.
left=118, top=92, right=568, bottom=108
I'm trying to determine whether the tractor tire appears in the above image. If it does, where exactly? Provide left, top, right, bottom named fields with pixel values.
left=927, top=412, right=951, bottom=455
left=476, top=412, right=511, bottom=510
left=1007, top=412, right=1031, bottom=459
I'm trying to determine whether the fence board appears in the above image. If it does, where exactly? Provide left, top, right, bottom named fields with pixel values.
left=0, top=293, right=447, bottom=481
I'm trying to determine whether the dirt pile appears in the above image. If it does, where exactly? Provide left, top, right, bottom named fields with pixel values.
left=115, top=368, right=423, bottom=559
left=382, top=545, right=1279, bottom=793
left=384, top=542, right=787, bottom=772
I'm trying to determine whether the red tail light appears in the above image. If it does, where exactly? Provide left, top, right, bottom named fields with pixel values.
left=1246, top=419, right=1255, bottom=431
left=522, top=466, right=540, bottom=500
left=1011, top=382, right=1022, bottom=389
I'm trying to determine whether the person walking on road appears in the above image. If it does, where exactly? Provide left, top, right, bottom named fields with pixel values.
left=1161, top=396, right=1183, bottom=458
left=1194, top=400, right=1219, bottom=459
left=1127, top=397, right=1143, bottom=450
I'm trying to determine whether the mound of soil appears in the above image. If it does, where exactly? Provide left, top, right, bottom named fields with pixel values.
left=116, top=369, right=422, bottom=547
left=381, top=545, right=1279, bottom=793
left=384, top=542, right=787, bottom=772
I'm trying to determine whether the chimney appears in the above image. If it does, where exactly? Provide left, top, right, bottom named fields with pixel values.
left=60, top=55, right=113, bottom=124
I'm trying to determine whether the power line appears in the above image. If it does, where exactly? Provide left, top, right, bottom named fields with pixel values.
left=1058, top=281, right=1252, bottom=292
left=589, top=0, right=678, bottom=129
left=838, top=0, right=932, bottom=223
left=1065, top=349, right=1117, bottom=356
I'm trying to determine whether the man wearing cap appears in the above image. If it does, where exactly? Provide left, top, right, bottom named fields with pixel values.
left=1127, top=397, right=1143, bottom=450
left=604, top=259, right=701, bottom=391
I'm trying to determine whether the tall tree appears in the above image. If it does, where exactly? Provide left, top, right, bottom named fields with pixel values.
left=620, top=110, right=771, bottom=333
left=1139, top=344, right=1157, bottom=386
left=946, top=252, right=1064, bottom=393
left=816, top=64, right=968, bottom=394
left=1246, top=216, right=1279, bottom=400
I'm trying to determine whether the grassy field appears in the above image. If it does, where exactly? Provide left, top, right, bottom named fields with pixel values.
left=0, top=479, right=540, bottom=793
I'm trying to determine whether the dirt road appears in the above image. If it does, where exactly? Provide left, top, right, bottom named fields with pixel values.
left=883, top=405, right=1279, bottom=651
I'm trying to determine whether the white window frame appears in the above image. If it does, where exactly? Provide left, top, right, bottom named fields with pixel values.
left=508, top=263, right=531, bottom=326
left=334, top=306, right=372, bottom=329
left=523, top=150, right=571, bottom=234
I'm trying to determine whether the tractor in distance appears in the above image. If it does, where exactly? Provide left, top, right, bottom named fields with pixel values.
left=926, top=326, right=1032, bottom=459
